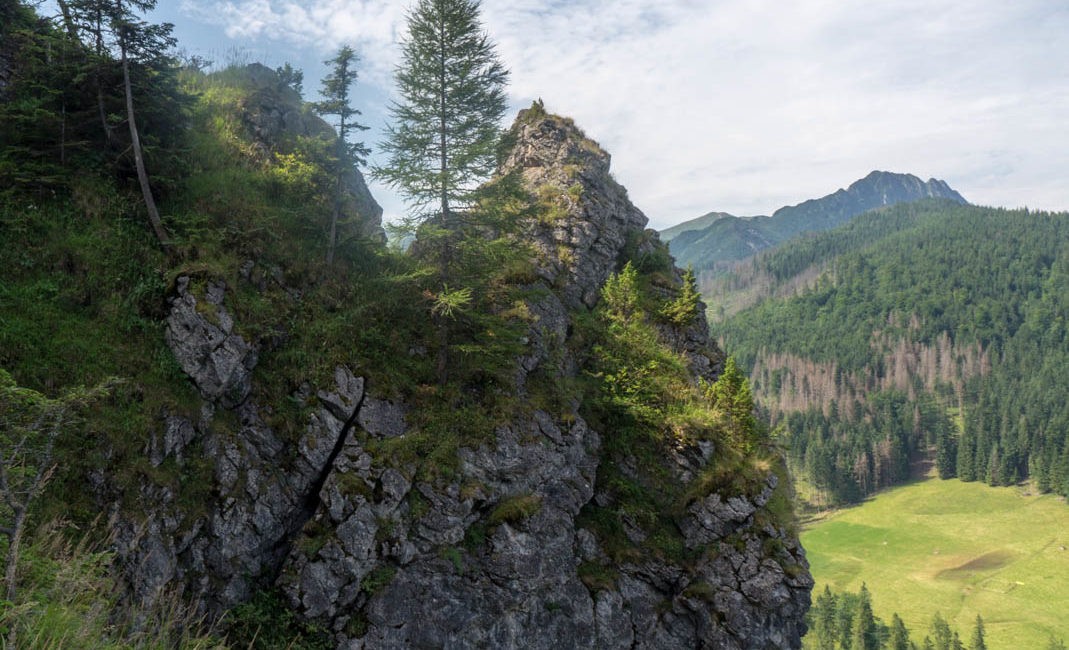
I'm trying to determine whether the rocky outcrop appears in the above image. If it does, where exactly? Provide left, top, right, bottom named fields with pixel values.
left=500, top=109, right=649, bottom=310
left=237, top=63, right=384, bottom=242
left=116, top=280, right=375, bottom=612
left=111, top=106, right=811, bottom=648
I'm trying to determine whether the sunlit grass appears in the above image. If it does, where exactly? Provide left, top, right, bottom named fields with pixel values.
left=802, top=477, right=1069, bottom=649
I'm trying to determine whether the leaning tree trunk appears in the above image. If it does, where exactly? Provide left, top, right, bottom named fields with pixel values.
left=1, top=412, right=60, bottom=649
left=121, top=44, right=170, bottom=248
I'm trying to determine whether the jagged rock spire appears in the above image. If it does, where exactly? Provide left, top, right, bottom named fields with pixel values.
left=500, top=106, right=649, bottom=309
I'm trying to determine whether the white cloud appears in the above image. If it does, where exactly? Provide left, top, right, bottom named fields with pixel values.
left=180, top=0, right=405, bottom=84
left=180, top=0, right=1069, bottom=227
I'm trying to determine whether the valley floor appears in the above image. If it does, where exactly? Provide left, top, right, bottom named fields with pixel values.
left=801, top=477, right=1069, bottom=649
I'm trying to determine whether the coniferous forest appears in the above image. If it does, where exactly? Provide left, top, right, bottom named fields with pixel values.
left=713, top=200, right=1069, bottom=507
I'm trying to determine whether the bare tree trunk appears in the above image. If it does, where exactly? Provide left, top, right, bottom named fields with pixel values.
left=55, top=0, right=79, bottom=39
left=435, top=22, right=451, bottom=386
left=4, top=507, right=24, bottom=603
left=121, top=44, right=171, bottom=248
left=3, top=505, right=24, bottom=648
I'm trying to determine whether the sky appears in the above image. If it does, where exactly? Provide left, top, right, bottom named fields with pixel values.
left=128, top=0, right=1069, bottom=229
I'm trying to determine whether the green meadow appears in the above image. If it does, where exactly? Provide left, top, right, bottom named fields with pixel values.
left=801, top=478, right=1069, bottom=649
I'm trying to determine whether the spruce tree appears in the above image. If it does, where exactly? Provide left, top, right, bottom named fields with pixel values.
left=314, top=45, right=369, bottom=265
left=376, top=0, right=508, bottom=225
left=850, top=583, right=879, bottom=650
left=115, top=0, right=175, bottom=247
left=58, top=0, right=177, bottom=247
left=935, top=425, right=957, bottom=478
left=812, top=585, right=839, bottom=650
left=889, top=613, right=911, bottom=650
left=969, top=615, right=987, bottom=650
left=376, top=0, right=508, bottom=383
left=957, top=428, right=976, bottom=481
left=708, top=356, right=758, bottom=451
left=931, top=612, right=953, bottom=650
left=661, top=265, right=702, bottom=327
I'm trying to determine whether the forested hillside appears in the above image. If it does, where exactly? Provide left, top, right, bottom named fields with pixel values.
left=667, top=171, right=966, bottom=274
left=714, top=200, right=1069, bottom=506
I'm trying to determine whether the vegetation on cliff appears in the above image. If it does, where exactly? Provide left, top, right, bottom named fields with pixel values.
left=0, top=1, right=805, bottom=647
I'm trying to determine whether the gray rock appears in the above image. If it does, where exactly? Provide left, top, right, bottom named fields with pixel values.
left=500, top=111, right=649, bottom=310
left=106, top=107, right=810, bottom=650
left=165, top=277, right=257, bottom=409
left=357, top=397, right=406, bottom=439
left=147, top=414, right=196, bottom=467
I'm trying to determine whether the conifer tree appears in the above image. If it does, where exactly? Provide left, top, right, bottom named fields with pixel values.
left=889, top=613, right=911, bottom=650
left=969, top=615, right=987, bottom=650
left=115, top=0, right=175, bottom=247
left=57, top=0, right=177, bottom=246
left=957, top=428, right=976, bottom=481
left=56, top=0, right=117, bottom=145
left=376, top=0, right=508, bottom=383
left=708, top=356, right=758, bottom=450
left=661, top=265, right=702, bottom=327
left=931, top=612, right=953, bottom=650
left=315, top=45, right=369, bottom=265
left=935, top=425, right=957, bottom=478
left=850, top=583, right=879, bottom=650
left=811, top=586, right=839, bottom=650
left=376, top=0, right=508, bottom=226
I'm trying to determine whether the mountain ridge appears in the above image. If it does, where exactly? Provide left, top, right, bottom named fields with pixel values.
left=664, top=171, right=967, bottom=271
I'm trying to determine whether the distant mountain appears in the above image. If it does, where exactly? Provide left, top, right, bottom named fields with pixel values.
left=660, top=211, right=737, bottom=242
left=665, top=171, right=967, bottom=271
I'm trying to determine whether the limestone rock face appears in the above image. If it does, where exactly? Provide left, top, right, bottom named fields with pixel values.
left=111, top=107, right=811, bottom=649
left=165, top=277, right=257, bottom=408
left=118, top=283, right=369, bottom=613
left=500, top=110, right=649, bottom=310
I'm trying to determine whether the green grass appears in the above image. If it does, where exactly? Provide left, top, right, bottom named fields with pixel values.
left=801, top=477, right=1069, bottom=649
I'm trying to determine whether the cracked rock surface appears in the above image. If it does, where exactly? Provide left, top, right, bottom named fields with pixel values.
left=106, top=108, right=811, bottom=649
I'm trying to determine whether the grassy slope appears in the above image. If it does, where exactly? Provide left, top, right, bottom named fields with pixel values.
left=802, top=478, right=1069, bottom=649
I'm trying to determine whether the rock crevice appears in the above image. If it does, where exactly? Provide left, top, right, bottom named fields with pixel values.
left=111, top=107, right=811, bottom=649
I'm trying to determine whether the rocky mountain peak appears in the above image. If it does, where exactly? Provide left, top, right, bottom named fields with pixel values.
left=837, top=170, right=967, bottom=208
left=769, top=170, right=967, bottom=226
left=502, top=104, right=614, bottom=177
left=668, top=170, right=968, bottom=271
left=500, top=104, right=649, bottom=309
